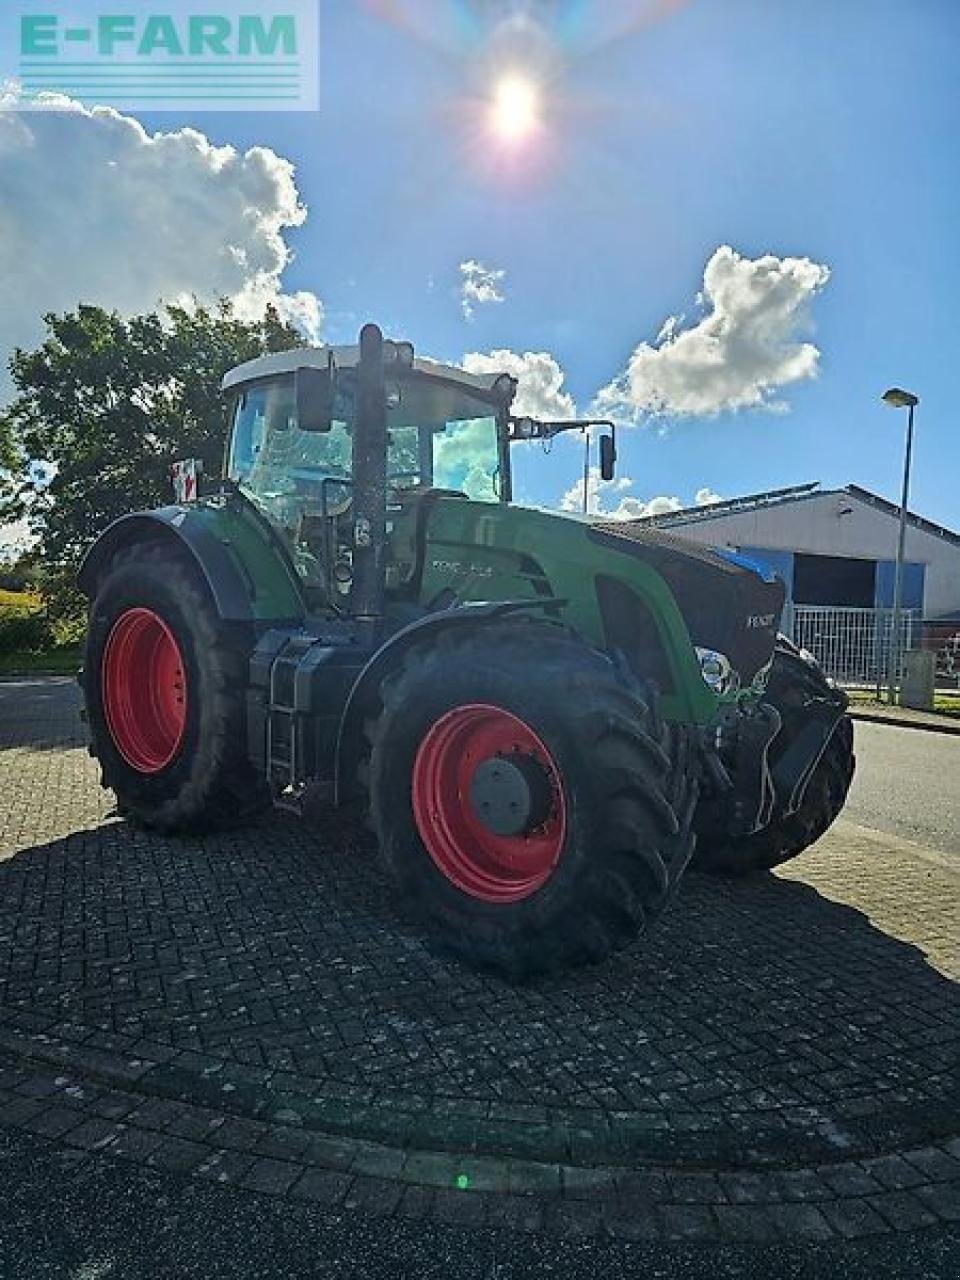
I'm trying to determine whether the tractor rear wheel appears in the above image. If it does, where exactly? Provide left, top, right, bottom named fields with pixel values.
left=694, top=644, right=855, bottom=875
left=83, top=542, right=267, bottom=833
left=366, top=621, right=698, bottom=977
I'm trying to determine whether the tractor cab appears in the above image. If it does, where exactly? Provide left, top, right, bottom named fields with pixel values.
left=221, top=341, right=514, bottom=610
left=221, top=333, right=615, bottom=614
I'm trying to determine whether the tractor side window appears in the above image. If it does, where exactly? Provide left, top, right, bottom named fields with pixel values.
left=433, top=416, right=499, bottom=502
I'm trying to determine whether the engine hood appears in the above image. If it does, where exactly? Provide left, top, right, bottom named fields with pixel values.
left=588, top=521, right=785, bottom=687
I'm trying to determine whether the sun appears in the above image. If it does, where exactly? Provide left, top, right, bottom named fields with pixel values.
left=490, top=75, right=541, bottom=143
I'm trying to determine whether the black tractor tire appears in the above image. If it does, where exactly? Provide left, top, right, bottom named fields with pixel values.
left=366, top=620, right=699, bottom=977
left=83, top=541, right=268, bottom=833
left=694, top=645, right=855, bottom=876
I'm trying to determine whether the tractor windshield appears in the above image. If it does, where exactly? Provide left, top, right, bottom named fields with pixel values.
left=226, top=372, right=502, bottom=587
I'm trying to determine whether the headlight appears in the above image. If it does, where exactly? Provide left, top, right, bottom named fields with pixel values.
left=695, top=647, right=739, bottom=695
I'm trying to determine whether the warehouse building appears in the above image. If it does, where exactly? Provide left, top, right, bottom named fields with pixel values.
left=634, top=482, right=960, bottom=624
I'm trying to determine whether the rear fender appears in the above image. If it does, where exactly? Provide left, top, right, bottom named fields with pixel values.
left=334, top=599, right=563, bottom=803
left=77, top=507, right=303, bottom=623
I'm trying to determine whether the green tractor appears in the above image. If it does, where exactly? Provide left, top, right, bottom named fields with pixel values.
left=78, top=324, right=854, bottom=976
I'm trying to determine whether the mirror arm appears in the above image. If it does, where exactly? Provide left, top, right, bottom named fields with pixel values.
left=507, top=416, right=617, bottom=443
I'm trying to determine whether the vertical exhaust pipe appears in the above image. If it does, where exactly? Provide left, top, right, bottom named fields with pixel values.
left=350, top=323, right=387, bottom=639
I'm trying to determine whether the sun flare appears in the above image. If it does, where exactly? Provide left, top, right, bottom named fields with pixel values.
left=490, top=75, right=541, bottom=143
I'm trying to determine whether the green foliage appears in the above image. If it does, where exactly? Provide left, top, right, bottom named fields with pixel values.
left=0, top=300, right=305, bottom=616
left=0, top=552, right=42, bottom=594
left=0, top=609, right=52, bottom=655
left=0, top=645, right=81, bottom=675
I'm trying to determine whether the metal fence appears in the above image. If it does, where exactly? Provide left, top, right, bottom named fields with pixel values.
left=935, top=632, right=960, bottom=689
left=788, top=606, right=918, bottom=691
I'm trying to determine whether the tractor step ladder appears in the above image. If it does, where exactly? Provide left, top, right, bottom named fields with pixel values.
left=266, top=636, right=338, bottom=814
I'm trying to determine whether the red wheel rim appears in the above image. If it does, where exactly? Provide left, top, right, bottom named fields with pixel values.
left=101, top=608, right=187, bottom=774
left=411, top=703, right=566, bottom=903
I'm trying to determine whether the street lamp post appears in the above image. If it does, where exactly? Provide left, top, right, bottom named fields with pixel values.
left=881, top=387, right=920, bottom=705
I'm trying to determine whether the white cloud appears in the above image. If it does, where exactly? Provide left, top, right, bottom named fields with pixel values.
left=596, top=245, right=829, bottom=419
left=559, top=470, right=721, bottom=521
left=461, top=349, right=575, bottom=419
left=0, top=89, right=323, bottom=396
left=0, top=514, right=32, bottom=561
left=695, top=486, right=722, bottom=507
left=459, top=259, right=505, bottom=320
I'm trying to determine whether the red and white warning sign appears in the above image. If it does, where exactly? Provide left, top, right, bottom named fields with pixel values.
left=171, top=459, right=202, bottom=504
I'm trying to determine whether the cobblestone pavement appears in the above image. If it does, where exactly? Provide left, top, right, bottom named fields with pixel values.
left=0, top=677, right=957, bottom=1245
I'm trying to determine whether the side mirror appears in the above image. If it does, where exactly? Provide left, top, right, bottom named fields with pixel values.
left=295, top=365, right=334, bottom=432
left=599, top=431, right=617, bottom=482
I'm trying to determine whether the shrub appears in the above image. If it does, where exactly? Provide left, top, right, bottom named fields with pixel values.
left=0, top=610, right=53, bottom=654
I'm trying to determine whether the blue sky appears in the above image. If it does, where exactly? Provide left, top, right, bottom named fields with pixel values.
left=5, top=0, right=960, bottom=529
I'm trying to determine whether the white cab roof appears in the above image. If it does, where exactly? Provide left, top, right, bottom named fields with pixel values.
left=222, top=345, right=511, bottom=397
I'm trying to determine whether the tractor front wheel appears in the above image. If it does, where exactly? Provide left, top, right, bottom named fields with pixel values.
left=84, top=542, right=267, bottom=833
left=694, top=643, right=855, bottom=875
left=366, top=622, right=698, bottom=977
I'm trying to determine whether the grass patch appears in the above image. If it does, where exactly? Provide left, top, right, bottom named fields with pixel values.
left=0, top=588, right=41, bottom=612
left=0, top=647, right=81, bottom=677
left=846, top=687, right=960, bottom=716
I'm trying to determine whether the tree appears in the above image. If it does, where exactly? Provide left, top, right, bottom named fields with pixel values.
left=1, top=301, right=304, bottom=612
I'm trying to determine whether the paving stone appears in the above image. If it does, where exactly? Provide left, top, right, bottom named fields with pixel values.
left=506, top=1160, right=562, bottom=1196
left=304, top=1135, right=360, bottom=1171
left=252, top=1125, right=312, bottom=1162
left=89, top=1092, right=140, bottom=1122
left=396, top=1185, right=436, bottom=1221
left=902, top=1145, right=960, bottom=1182
left=22, top=1105, right=82, bottom=1139
left=544, top=1198, right=603, bottom=1238
left=126, top=1099, right=188, bottom=1132
left=15, top=1075, right=62, bottom=1099
left=0, top=1097, right=44, bottom=1127
left=291, top=1168, right=354, bottom=1208
left=765, top=1202, right=836, bottom=1241
left=342, top=1176, right=404, bottom=1217
left=659, top=1202, right=718, bottom=1241
left=65, top=1118, right=124, bottom=1152
left=211, top=1117, right=269, bottom=1153
left=561, top=1164, right=616, bottom=1199
left=402, top=1151, right=462, bottom=1189
left=665, top=1172, right=726, bottom=1204
left=108, top=1127, right=166, bottom=1163
left=193, top=1149, right=256, bottom=1185
left=913, top=1181, right=960, bottom=1222
left=166, top=1107, right=227, bottom=1142
left=431, top=1188, right=488, bottom=1227
left=715, top=1204, right=782, bottom=1242
left=602, top=1195, right=662, bottom=1241
left=487, top=1195, right=544, bottom=1234
left=815, top=1163, right=884, bottom=1197
left=868, top=1189, right=941, bottom=1231
left=819, top=1198, right=890, bottom=1239
left=147, top=1136, right=208, bottom=1174
left=777, top=1169, right=831, bottom=1201
left=719, top=1170, right=782, bottom=1204
left=862, top=1153, right=928, bottom=1190
left=240, top=1157, right=304, bottom=1196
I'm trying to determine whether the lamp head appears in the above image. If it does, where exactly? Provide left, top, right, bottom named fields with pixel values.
left=882, top=387, right=919, bottom=409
